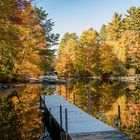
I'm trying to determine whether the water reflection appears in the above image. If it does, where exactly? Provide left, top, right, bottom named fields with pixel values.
left=0, top=81, right=140, bottom=140
left=57, top=80, right=140, bottom=140
left=0, top=84, right=56, bottom=140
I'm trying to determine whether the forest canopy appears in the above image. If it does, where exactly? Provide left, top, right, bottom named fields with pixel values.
left=56, top=7, right=140, bottom=78
left=0, top=1, right=139, bottom=81
left=0, top=0, right=59, bottom=82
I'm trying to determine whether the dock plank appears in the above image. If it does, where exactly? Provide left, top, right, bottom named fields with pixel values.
left=41, top=94, right=131, bottom=140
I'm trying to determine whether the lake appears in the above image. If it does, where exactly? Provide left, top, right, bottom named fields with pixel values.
left=0, top=80, right=140, bottom=140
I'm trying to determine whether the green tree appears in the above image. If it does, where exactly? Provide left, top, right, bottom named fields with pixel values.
left=122, top=7, right=140, bottom=35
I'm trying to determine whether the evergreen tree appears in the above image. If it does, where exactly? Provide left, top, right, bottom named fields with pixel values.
left=107, top=12, right=122, bottom=42
left=123, top=7, right=140, bottom=35
left=100, top=24, right=107, bottom=43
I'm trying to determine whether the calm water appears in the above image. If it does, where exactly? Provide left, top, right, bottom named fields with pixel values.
left=0, top=80, right=140, bottom=140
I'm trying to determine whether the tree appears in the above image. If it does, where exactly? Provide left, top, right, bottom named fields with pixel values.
left=34, top=7, right=59, bottom=46
left=56, top=33, right=78, bottom=75
left=99, top=44, right=126, bottom=77
left=99, top=44, right=115, bottom=76
left=122, top=7, right=140, bottom=35
left=99, top=12, right=127, bottom=76
left=75, top=28, right=99, bottom=76
left=100, top=24, right=107, bottom=43
left=119, top=31, right=140, bottom=73
left=121, top=7, right=140, bottom=72
left=56, top=7, right=140, bottom=78
left=106, top=12, right=122, bottom=42
left=0, top=0, right=59, bottom=81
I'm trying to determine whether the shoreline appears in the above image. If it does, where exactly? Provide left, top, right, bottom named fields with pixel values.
left=110, top=74, right=140, bottom=83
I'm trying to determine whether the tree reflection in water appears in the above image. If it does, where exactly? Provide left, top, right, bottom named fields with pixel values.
left=0, top=81, right=139, bottom=140
left=0, top=84, right=56, bottom=140
left=57, top=80, right=140, bottom=140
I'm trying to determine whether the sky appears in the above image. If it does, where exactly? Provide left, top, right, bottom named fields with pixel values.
left=34, top=0, right=140, bottom=40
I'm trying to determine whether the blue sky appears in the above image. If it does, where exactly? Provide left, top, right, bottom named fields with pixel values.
left=35, top=0, right=140, bottom=39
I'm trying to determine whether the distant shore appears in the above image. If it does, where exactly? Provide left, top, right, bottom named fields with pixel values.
left=1, top=74, right=140, bottom=91
left=110, top=74, right=140, bottom=83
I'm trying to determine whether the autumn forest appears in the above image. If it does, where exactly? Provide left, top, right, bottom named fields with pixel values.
left=0, top=0, right=140, bottom=140
left=0, top=1, right=140, bottom=82
left=0, top=0, right=59, bottom=82
left=57, top=7, right=140, bottom=78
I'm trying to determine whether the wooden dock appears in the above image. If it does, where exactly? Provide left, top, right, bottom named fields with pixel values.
left=40, top=94, right=131, bottom=140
